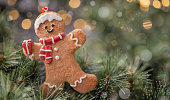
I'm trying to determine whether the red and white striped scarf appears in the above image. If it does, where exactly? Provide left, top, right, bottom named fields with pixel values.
left=39, top=33, right=65, bottom=64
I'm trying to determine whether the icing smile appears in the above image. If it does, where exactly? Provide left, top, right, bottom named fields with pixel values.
left=47, top=29, right=53, bottom=33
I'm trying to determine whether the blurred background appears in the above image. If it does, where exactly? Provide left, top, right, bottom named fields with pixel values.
left=0, top=0, right=169, bottom=99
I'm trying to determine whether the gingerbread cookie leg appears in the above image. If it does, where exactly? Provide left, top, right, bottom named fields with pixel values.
left=65, top=57, right=97, bottom=93
left=67, top=71, right=97, bottom=93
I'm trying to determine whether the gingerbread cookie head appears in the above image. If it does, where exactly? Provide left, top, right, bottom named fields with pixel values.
left=34, top=7, right=65, bottom=39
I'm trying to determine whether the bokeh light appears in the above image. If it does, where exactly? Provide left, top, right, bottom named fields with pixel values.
left=58, top=10, right=67, bottom=15
left=153, top=0, right=161, bottom=9
left=127, top=0, right=136, bottom=3
left=68, top=11, right=74, bottom=16
left=9, top=9, right=19, bottom=20
left=119, top=88, right=130, bottom=99
left=126, top=0, right=133, bottom=3
left=74, top=19, right=87, bottom=29
left=140, top=6, right=149, bottom=11
left=90, top=1, right=95, bottom=6
left=139, top=0, right=150, bottom=11
left=87, top=23, right=96, bottom=30
left=101, top=92, right=107, bottom=99
left=162, top=0, right=169, bottom=7
left=82, top=6, right=92, bottom=17
left=61, top=13, right=72, bottom=25
left=143, top=20, right=152, bottom=30
left=117, top=11, right=122, bottom=17
left=139, top=0, right=150, bottom=7
left=69, top=0, right=81, bottom=8
left=8, top=0, right=17, bottom=6
left=98, top=6, right=110, bottom=18
left=21, top=19, right=32, bottom=29
left=111, top=40, right=118, bottom=46
left=26, top=12, right=32, bottom=18
left=58, top=10, right=72, bottom=25
left=140, top=49, right=152, bottom=62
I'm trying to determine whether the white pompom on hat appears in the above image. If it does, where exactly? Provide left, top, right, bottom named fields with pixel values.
left=34, top=7, right=63, bottom=29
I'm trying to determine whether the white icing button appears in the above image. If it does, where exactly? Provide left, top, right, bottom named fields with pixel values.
left=55, top=56, right=59, bottom=60
left=54, top=48, right=58, bottom=51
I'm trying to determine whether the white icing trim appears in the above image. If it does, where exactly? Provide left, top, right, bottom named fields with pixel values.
left=43, top=39, right=45, bottom=45
left=51, top=37, right=55, bottom=44
left=25, top=40, right=30, bottom=55
left=70, top=75, right=87, bottom=87
left=40, top=49, right=52, bottom=52
left=44, top=83, right=63, bottom=90
left=55, top=56, right=59, bottom=60
left=39, top=54, right=46, bottom=56
left=54, top=48, right=58, bottom=51
left=58, top=33, right=62, bottom=39
left=69, top=33, right=81, bottom=47
left=35, top=13, right=62, bottom=29
left=46, top=57, right=52, bottom=59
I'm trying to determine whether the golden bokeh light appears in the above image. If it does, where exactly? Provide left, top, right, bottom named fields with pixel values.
left=84, top=23, right=96, bottom=31
left=86, top=23, right=96, bottom=30
left=61, top=14, right=72, bottom=25
left=21, top=19, right=32, bottom=29
left=69, top=0, right=81, bottom=8
left=127, top=0, right=133, bottom=2
left=140, top=5, right=149, bottom=11
left=162, top=0, right=169, bottom=7
left=120, top=25, right=124, bottom=30
left=58, top=10, right=67, bottom=15
left=8, top=0, right=17, bottom=6
left=153, top=0, right=161, bottom=9
left=58, top=10, right=72, bottom=25
left=143, top=20, right=152, bottom=30
left=139, top=0, right=150, bottom=7
left=74, top=19, right=87, bottom=29
left=9, top=9, right=19, bottom=20
left=139, top=0, right=150, bottom=11
left=126, top=0, right=136, bottom=2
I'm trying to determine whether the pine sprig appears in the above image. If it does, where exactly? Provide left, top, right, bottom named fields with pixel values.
left=91, top=54, right=129, bottom=99
left=0, top=43, right=167, bottom=100
left=0, top=71, right=33, bottom=100
left=145, top=81, right=170, bottom=100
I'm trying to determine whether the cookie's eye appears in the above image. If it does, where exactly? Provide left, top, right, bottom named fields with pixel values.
left=51, top=24, right=55, bottom=27
left=44, top=26, right=47, bottom=29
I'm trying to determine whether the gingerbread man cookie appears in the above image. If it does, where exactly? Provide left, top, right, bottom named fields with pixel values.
left=22, top=7, right=97, bottom=97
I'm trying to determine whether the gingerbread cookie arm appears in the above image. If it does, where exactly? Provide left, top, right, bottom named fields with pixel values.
left=23, top=43, right=42, bottom=60
left=31, top=43, right=42, bottom=60
left=65, top=29, right=86, bottom=52
left=23, top=49, right=29, bottom=58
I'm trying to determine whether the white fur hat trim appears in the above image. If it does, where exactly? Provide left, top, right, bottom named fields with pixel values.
left=34, top=13, right=62, bottom=29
